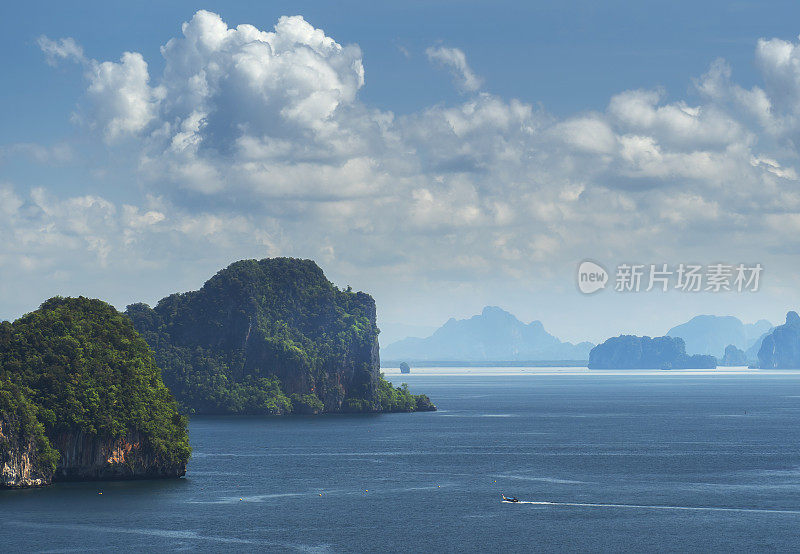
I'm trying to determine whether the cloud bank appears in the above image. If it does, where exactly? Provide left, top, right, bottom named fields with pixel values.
left=5, top=10, right=800, bottom=333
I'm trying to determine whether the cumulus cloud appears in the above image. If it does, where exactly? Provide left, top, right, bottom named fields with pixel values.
left=84, top=52, right=164, bottom=140
left=20, top=10, right=800, bottom=328
left=755, top=36, right=800, bottom=114
left=425, top=45, right=483, bottom=92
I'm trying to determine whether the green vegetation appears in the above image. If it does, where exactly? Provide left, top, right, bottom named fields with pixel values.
left=0, top=377, right=59, bottom=475
left=127, top=258, right=435, bottom=414
left=0, top=297, right=190, bottom=471
left=377, top=375, right=435, bottom=412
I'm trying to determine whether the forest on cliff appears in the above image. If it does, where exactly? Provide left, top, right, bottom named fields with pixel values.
left=0, top=297, right=191, bottom=482
left=126, top=258, right=434, bottom=415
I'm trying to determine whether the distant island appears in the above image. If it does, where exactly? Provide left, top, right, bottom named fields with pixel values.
left=1, top=297, right=190, bottom=489
left=758, top=311, right=800, bottom=369
left=126, top=258, right=435, bottom=415
left=380, top=308, right=799, bottom=371
left=382, top=306, right=593, bottom=363
left=589, top=335, right=717, bottom=369
left=720, top=345, right=747, bottom=366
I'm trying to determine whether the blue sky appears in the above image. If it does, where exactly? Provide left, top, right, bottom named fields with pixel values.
left=3, top=1, right=800, bottom=344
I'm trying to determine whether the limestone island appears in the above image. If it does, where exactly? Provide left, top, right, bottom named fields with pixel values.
left=1, top=297, right=190, bottom=489
left=758, top=311, right=800, bottom=368
left=588, top=335, right=717, bottom=369
left=126, top=258, right=435, bottom=415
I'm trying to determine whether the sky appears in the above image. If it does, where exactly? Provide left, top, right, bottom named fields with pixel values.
left=3, top=0, right=800, bottom=344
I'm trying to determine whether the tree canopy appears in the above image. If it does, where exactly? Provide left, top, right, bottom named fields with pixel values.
left=0, top=297, right=190, bottom=472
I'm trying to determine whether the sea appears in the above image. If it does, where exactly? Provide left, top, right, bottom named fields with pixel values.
left=5, top=367, right=800, bottom=552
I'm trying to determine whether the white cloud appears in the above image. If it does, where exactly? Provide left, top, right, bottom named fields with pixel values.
left=755, top=36, right=800, bottom=114
left=83, top=52, right=164, bottom=141
left=0, top=182, right=287, bottom=316
left=0, top=142, right=72, bottom=164
left=607, top=88, right=747, bottom=149
left=21, top=11, right=800, bottom=329
left=425, top=45, right=483, bottom=92
left=553, top=116, right=617, bottom=154
left=0, top=184, right=23, bottom=215
left=37, top=36, right=86, bottom=65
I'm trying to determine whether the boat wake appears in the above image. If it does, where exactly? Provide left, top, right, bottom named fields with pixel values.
left=509, top=500, right=800, bottom=515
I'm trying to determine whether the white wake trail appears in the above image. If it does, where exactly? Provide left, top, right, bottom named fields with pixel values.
left=514, top=500, right=800, bottom=515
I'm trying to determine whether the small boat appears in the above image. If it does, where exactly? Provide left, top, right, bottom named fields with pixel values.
left=501, top=494, right=519, bottom=503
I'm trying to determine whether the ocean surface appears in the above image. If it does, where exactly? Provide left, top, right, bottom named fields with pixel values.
left=5, top=368, right=800, bottom=552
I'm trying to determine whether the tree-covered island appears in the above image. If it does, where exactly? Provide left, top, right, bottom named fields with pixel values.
left=1, top=297, right=190, bottom=488
left=126, top=258, right=435, bottom=415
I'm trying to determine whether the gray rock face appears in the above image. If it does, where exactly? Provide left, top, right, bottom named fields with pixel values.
left=1, top=424, right=186, bottom=488
left=589, top=335, right=717, bottom=369
left=0, top=420, right=50, bottom=488
left=52, top=431, right=186, bottom=482
left=758, top=311, right=800, bottom=369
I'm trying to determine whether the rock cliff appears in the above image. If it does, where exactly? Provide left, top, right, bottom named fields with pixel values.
left=1, top=426, right=185, bottom=488
left=0, top=419, right=50, bottom=488
left=52, top=431, right=186, bottom=482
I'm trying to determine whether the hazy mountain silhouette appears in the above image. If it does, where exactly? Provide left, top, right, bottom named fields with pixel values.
left=382, top=306, right=593, bottom=362
left=665, top=315, right=772, bottom=358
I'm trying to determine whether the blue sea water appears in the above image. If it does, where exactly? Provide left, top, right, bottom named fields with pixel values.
left=5, top=369, right=800, bottom=552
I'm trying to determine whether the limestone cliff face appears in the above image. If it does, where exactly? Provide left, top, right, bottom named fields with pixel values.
left=306, top=297, right=379, bottom=412
left=0, top=420, right=50, bottom=488
left=52, top=431, right=186, bottom=482
left=241, top=291, right=380, bottom=413
left=1, top=424, right=186, bottom=488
